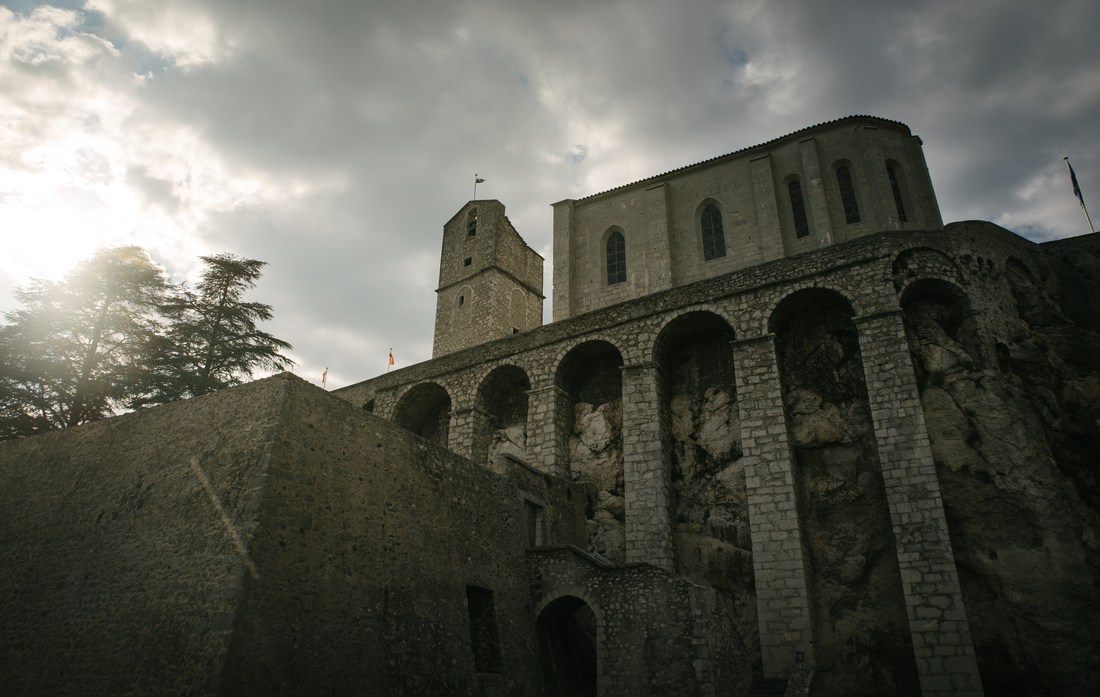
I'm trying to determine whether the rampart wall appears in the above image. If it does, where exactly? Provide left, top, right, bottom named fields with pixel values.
left=0, top=376, right=287, bottom=696
left=339, top=223, right=1100, bottom=696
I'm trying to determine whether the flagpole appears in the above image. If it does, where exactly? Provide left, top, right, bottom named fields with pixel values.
left=1065, top=157, right=1095, bottom=233
left=473, top=173, right=479, bottom=199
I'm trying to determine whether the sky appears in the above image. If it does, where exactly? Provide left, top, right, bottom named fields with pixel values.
left=2, top=0, right=1098, bottom=390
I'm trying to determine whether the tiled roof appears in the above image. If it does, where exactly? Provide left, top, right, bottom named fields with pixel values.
left=577, top=115, right=911, bottom=201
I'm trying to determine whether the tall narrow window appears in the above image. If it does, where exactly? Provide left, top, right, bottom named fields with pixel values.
left=466, top=586, right=503, bottom=673
left=701, top=204, right=726, bottom=260
left=467, top=208, right=478, bottom=236
left=887, top=164, right=908, bottom=222
left=789, top=180, right=810, bottom=238
left=836, top=166, right=861, bottom=224
left=606, top=230, right=626, bottom=285
left=524, top=499, right=546, bottom=547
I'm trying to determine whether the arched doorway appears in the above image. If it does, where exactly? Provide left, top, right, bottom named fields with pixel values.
left=537, top=596, right=597, bottom=697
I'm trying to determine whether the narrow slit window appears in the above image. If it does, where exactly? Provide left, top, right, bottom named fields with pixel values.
left=836, top=166, right=860, bottom=224
left=606, top=231, right=626, bottom=285
left=887, top=164, right=908, bottom=222
left=789, top=180, right=810, bottom=238
left=701, top=204, right=726, bottom=260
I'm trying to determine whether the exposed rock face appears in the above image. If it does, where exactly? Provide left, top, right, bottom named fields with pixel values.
left=569, top=400, right=625, bottom=562
left=487, top=423, right=526, bottom=474
left=667, top=383, right=757, bottom=659
left=904, top=250, right=1100, bottom=696
left=775, top=292, right=919, bottom=697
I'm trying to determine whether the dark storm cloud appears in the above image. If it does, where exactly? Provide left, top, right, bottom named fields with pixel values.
left=2, top=0, right=1097, bottom=387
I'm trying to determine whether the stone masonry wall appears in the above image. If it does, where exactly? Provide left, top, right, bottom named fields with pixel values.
left=339, top=223, right=1099, bottom=694
left=0, top=374, right=593, bottom=697
left=527, top=546, right=751, bottom=697
left=221, top=375, right=588, bottom=697
left=434, top=200, right=544, bottom=357
left=0, top=376, right=290, bottom=697
left=552, top=116, right=942, bottom=320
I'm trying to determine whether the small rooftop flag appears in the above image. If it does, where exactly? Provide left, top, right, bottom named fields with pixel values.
left=1065, top=157, right=1095, bottom=233
left=388, top=350, right=395, bottom=371
left=1066, top=158, right=1084, bottom=207
left=322, top=367, right=328, bottom=389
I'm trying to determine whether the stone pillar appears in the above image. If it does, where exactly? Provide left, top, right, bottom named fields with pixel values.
left=526, top=384, right=570, bottom=478
left=621, top=362, right=674, bottom=571
left=854, top=310, right=984, bottom=697
left=644, top=182, right=674, bottom=291
left=551, top=199, right=575, bottom=322
left=749, top=154, right=784, bottom=261
left=904, top=135, right=944, bottom=229
left=798, top=136, right=832, bottom=245
left=733, top=334, right=814, bottom=678
left=448, top=407, right=475, bottom=459
left=855, top=126, right=892, bottom=229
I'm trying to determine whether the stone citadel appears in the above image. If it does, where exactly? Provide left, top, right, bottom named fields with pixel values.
left=1, top=115, right=1098, bottom=696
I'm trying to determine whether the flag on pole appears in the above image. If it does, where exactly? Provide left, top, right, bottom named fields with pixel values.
left=322, top=368, right=328, bottom=388
left=475, top=175, right=485, bottom=184
left=1066, top=158, right=1085, bottom=208
left=1065, top=157, right=1096, bottom=233
left=388, top=350, right=395, bottom=366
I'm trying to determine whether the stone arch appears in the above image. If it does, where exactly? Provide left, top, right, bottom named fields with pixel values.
left=900, top=278, right=983, bottom=380
left=891, top=246, right=963, bottom=293
left=536, top=594, right=600, bottom=697
left=653, top=310, right=755, bottom=623
left=472, top=364, right=532, bottom=472
left=770, top=287, right=919, bottom=697
left=556, top=340, right=626, bottom=561
left=392, top=382, right=452, bottom=447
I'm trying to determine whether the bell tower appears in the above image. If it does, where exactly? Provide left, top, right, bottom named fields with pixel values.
left=432, top=200, right=544, bottom=357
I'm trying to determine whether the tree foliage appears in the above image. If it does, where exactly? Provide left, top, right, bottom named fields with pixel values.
left=0, top=248, right=293, bottom=440
left=138, top=254, right=293, bottom=405
left=0, top=247, right=168, bottom=437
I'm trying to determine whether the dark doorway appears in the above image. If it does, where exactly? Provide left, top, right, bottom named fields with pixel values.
left=537, top=596, right=597, bottom=697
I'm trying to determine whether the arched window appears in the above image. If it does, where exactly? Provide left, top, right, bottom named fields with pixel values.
left=789, top=180, right=810, bottom=238
left=700, top=204, right=726, bottom=261
left=606, top=231, right=626, bottom=285
left=836, top=166, right=860, bottom=224
left=886, top=163, right=908, bottom=222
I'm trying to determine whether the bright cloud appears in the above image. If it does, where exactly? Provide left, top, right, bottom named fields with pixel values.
left=1, top=0, right=1098, bottom=388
